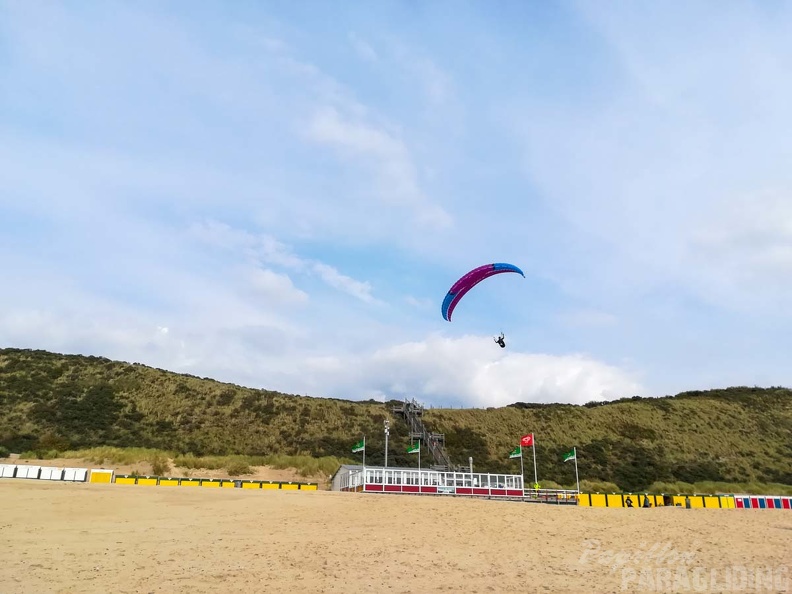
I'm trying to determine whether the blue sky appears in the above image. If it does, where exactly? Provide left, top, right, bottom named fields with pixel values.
left=3, top=1, right=792, bottom=407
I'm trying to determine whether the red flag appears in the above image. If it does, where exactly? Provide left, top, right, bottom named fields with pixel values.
left=520, top=433, right=534, bottom=447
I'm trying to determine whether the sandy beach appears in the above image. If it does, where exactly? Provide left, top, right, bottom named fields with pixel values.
left=1, top=480, right=790, bottom=594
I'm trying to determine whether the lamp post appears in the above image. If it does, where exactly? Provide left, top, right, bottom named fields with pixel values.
left=384, top=419, right=390, bottom=468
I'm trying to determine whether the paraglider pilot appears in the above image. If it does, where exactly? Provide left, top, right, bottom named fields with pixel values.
left=494, top=332, right=506, bottom=348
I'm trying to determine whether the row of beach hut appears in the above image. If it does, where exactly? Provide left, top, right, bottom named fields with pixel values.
left=0, top=463, right=318, bottom=490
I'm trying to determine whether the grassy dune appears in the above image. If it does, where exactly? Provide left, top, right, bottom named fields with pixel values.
left=15, top=445, right=345, bottom=478
left=1, top=348, right=791, bottom=493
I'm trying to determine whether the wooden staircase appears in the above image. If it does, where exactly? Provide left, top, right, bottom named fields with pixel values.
left=392, top=398, right=453, bottom=471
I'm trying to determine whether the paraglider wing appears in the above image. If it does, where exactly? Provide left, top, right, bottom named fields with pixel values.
left=441, top=262, right=525, bottom=321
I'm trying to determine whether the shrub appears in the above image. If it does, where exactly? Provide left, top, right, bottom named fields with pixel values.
left=150, top=453, right=171, bottom=476
left=580, top=479, right=622, bottom=493
left=226, top=460, right=252, bottom=476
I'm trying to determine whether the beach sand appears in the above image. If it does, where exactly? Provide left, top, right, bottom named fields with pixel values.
left=1, top=480, right=790, bottom=593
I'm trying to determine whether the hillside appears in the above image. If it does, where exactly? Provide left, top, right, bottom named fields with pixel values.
left=428, top=392, right=792, bottom=491
left=1, top=348, right=791, bottom=492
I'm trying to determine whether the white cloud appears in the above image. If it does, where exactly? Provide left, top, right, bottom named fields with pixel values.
left=0, top=293, right=639, bottom=405
left=16, top=2, right=792, bottom=403
left=689, top=189, right=792, bottom=275
left=305, top=106, right=452, bottom=228
left=405, top=295, right=433, bottom=309
left=249, top=268, right=309, bottom=304
left=348, top=32, right=378, bottom=62
left=188, top=220, right=377, bottom=303
left=0, top=223, right=640, bottom=405
left=678, top=188, right=792, bottom=312
left=506, top=3, right=792, bottom=319
left=307, top=106, right=402, bottom=157
left=311, top=262, right=375, bottom=303
left=1, top=1, right=463, bottom=262
left=556, top=309, right=618, bottom=329
left=387, top=40, right=455, bottom=106
left=404, top=57, right=453, bottom=106
left=0, top=261, right=305, bottom=385
left=299, top=335, right=643, bottom=406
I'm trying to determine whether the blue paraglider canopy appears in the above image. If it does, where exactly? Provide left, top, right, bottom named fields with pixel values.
left=441, top=262, right=524, bottom=321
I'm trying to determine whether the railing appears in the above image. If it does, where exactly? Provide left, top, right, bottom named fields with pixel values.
left=522, top=488, right=580, bottom=504
left=396, top=398, right=451, bottom=469
left=339, top=467, right=578, bottom=503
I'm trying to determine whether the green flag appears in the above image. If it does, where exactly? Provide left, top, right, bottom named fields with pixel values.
left=509, top=445, right=522, bottom=459
left=407, top=442, right=420, bottom=454
left=563, top=448, right=576, bottom=462
left=352, top=439, right=365, bottom=453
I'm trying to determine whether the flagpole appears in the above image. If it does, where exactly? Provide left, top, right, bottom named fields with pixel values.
left=363, top=435, right=366, bottom=467
left=573, top=446, right=579, bottom=493
left=519, top=446, right=524, bottom=489
left=532, top=437, right=538, bottom=488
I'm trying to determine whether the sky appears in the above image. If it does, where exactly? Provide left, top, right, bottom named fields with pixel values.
left=3, top=1, right=792, bottom=408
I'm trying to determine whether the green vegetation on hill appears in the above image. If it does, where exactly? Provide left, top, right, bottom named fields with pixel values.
left=424, top=390, right=792, bottom=492
left=1, top=348, right=791, bottom=493
left=15, top=445, right=343, bottom=480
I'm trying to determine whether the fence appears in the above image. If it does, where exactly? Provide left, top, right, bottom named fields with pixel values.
left=112, top=474, right=317, bottom=490
left=333, top=465, right=578, bottom=503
